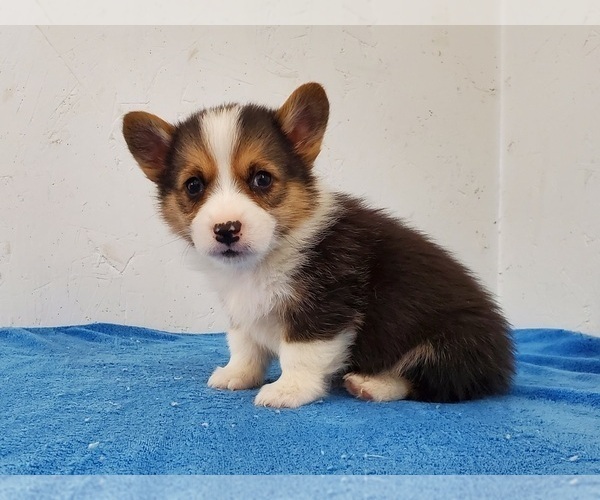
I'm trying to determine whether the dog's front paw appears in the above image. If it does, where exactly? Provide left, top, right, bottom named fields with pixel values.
left=254, top=379, right=324, bottom=408
left=207, top=365, right=263, bottom=391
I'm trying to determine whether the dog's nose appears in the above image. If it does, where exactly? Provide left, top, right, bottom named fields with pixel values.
left=213, top=220, right=242, bottom=246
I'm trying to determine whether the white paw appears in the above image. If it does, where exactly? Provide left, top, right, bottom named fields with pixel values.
left=207, top=365, right=263, bottom=391
left=343, top=372, right=411, bottom=402
left=254, top=379, right=325, bottom=408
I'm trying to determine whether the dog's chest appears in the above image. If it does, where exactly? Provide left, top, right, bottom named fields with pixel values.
left=214, top=263, right=295, bottom=329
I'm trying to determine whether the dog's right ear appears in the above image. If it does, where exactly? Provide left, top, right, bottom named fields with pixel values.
left=122, top=112, right=175, bottom=183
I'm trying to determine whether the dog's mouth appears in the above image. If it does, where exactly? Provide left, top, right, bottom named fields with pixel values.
left=208, top=246, right=253, bottom=264
left=221, top=249, right=241, bottom=258
left=204, top=242, right=264, bottom=266
left=211, top=247, right=253, bottom=263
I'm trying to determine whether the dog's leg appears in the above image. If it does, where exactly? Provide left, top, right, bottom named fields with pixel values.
left=208, top=328, right=271, bottom=390
left=254, top=333, right=353, bottom=408
left=343, top=372, right=411, bottom=402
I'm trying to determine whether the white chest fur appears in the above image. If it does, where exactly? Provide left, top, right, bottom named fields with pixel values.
left=206, top=256, right=297, bottom=354
left=217, top=259, right=293, bottom=323
left=204, top=188, right=337, bottom=353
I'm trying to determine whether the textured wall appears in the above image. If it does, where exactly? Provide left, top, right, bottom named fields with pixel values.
left=499, top=27, right=600, bottom=334
left=3, top=25, right=596, bottom=336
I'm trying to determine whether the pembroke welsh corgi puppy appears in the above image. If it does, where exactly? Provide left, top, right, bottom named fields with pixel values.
left=122, top=83, right=514, bottom=408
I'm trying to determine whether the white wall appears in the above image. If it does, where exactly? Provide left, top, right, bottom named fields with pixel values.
left=0, top=26, right=597, bottom=336
left=499, top=27, right=600, bottom=334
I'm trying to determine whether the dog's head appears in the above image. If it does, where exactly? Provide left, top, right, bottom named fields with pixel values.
left=123, top=83, right=329, bottom=267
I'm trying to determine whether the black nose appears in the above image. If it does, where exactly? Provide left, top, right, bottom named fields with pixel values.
left=213, top=220, right=242, bottom=246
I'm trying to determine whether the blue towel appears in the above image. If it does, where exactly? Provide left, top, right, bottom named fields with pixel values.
left=0, top=324, right=598, bottom=474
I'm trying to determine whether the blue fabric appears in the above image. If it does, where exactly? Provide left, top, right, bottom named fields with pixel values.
left=2, top=476, right=600, bottom=499
left=0, top=324, right=598, bottom=475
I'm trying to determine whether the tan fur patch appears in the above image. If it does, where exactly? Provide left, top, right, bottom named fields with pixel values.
left=276, top=82, right=329, bottom=165
left=161, top=194, right=193, bottom=241
left=122, top=111, right=175, bottom=183
left=177, top=140, right=218, bottom=187
left=232, top=138, right=315, bottom=233
left=394, top=341, right=438, bottom=375
left=271, top=181, right=315, bottom=231
left=159, top=140, right=219, bottom=240
left=232, top=139, right=270, bottom=181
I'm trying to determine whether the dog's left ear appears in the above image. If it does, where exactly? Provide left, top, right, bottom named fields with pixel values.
left=276, top=82, right=329, bottom=166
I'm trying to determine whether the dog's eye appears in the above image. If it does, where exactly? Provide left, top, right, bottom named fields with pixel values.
left=185, top=177, right=204, bottom=197
left=251, top=171, right=272, bottom=190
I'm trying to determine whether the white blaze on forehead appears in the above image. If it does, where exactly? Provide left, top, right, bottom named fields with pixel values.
left=201, top=106, right=241, bottom=187
left=190, top=104, right=277, bottom=263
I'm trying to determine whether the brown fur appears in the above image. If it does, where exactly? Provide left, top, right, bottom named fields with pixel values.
left=276, top=83, right=329, bottom=165
left=122, top=112, right=175, bottom=183
left=281, top=193, right=514, bottom=402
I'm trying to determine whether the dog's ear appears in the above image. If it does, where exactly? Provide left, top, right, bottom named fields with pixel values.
left=276, top=82, right=329, bottom=165
left=122, top=111, right=175, bottom=183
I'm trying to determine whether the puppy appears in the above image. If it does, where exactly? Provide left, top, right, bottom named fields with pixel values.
left=122, top=83, right=514, bottom=408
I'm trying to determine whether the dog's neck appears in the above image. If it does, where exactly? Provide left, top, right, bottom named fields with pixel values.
left=204, top=183, right=337, bottom=325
